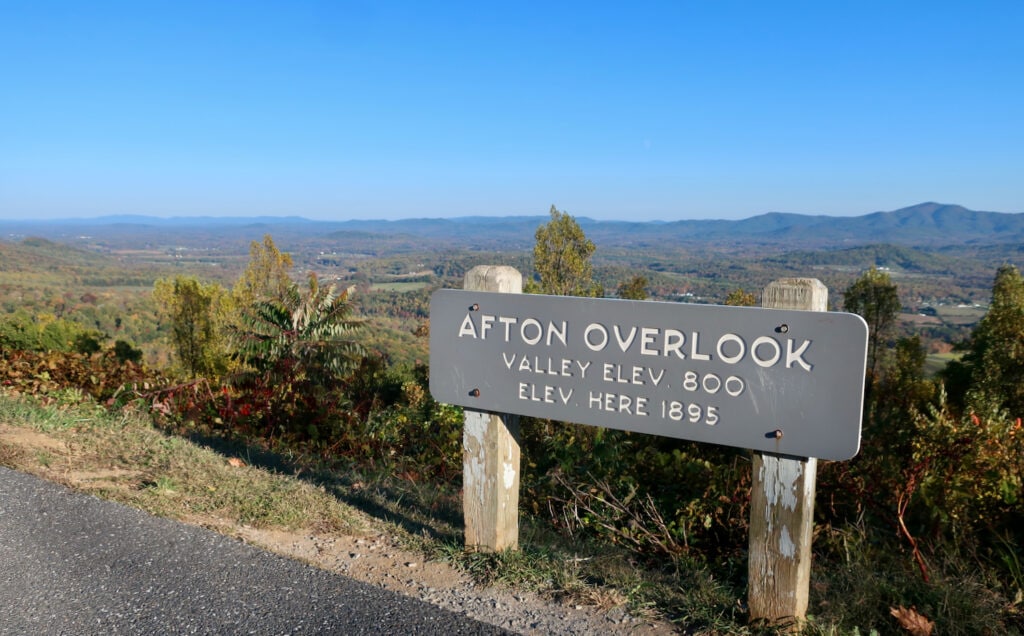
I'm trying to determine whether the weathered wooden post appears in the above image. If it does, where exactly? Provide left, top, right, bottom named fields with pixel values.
left=748, top=278, right=827, bottom=629
left=461, top=265, right=522, bottom=552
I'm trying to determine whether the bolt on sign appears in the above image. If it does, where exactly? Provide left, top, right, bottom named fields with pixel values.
left=430, top=290, right=868, bottom=460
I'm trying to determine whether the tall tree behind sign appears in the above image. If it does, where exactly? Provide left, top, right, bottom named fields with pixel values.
left=964, top=264, right=1024, bottom=416
left=527, top=205, right=602, bottom=297
left=843, top=267, right=900, bottom=385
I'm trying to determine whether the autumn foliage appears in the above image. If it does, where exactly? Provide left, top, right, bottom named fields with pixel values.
left=2, top=229, right=1023, bottom=632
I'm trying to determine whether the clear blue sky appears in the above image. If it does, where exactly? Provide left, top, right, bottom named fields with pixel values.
left=2, top=1, right=1022, bottom=221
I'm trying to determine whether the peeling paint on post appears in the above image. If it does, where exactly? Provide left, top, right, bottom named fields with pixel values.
left=748, top=278, right=826, bottom=630
left=461, top=266, right=522, bottom=552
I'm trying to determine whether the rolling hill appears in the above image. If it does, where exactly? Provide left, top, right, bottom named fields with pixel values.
left=3, top=202, right=1022, bottom=251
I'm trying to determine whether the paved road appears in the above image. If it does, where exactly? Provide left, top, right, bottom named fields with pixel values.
left=0, top=467, right=508, bottom=635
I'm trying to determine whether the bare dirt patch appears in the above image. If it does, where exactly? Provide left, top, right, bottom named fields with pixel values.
left=0, top=423, right=68, bottom=454
left=65, top=467, right=144, bottom=490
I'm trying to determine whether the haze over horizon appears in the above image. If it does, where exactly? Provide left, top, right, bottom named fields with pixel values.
left=2, top=2, right=1022, bottom=222
left=3, top=201, right=1023, bottom=227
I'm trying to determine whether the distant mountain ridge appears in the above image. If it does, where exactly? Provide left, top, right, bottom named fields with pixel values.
left=573, top=202, right=1023, bottom=247
left=725, top=203, right=1024, bottom=246
left=3, top=203, right=1022, bottom=249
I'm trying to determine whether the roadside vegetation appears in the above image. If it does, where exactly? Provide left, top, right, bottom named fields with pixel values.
left=0, top=390, right=362, bottom=534
left=1, top=211, right=1023, bottom=633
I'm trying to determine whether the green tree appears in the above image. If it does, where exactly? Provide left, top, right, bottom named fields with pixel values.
left=528, top=205, right=601, bottom=297
left=113, top=339, right=144, bottom=364
left=617, top=275, right=648, bottom=300
left=871, top=335, right=936, bottom=419
left=523, top=207, right=607, bottom=510
left=724, top=288, right=757, bottom=307
left=962, top=265, right=1024, bottom=417
left=0, top=311, right=104, bottom=354
left=233, top=234, right=294, bottom=308
left=153, top=276, right=231, bottom=378
left=843, top=267, right=900, bottom=384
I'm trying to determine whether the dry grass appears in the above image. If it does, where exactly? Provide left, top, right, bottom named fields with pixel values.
left=0, top=390, right=365, bottom=535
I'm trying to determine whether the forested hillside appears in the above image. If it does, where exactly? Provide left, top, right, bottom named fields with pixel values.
left=2, top=206, right=1023, bottom=633
left=7, top=204, right=1018, bottom=364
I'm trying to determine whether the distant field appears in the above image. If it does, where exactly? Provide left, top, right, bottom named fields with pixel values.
left=370, top=282, right=429, bottom=292
left=899, top=312, right=942, bottom=325
left=924, top=352, right=962, bottom=377
left=934, top=305, right=986, bottom=326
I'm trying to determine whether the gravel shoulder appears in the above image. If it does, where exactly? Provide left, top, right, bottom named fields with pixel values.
left=233, top=526, right=675, bottom=634
left=1, top=422, right=677, bottom=634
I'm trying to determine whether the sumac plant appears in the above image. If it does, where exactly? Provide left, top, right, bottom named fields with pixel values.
left=228, top=273, right=364, bottom=443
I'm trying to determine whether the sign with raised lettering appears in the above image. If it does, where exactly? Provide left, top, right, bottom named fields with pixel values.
left=429, top=290, right=868, bottom=460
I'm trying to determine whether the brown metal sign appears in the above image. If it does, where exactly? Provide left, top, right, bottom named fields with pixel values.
left=429, top=290, right=868, bottom=460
